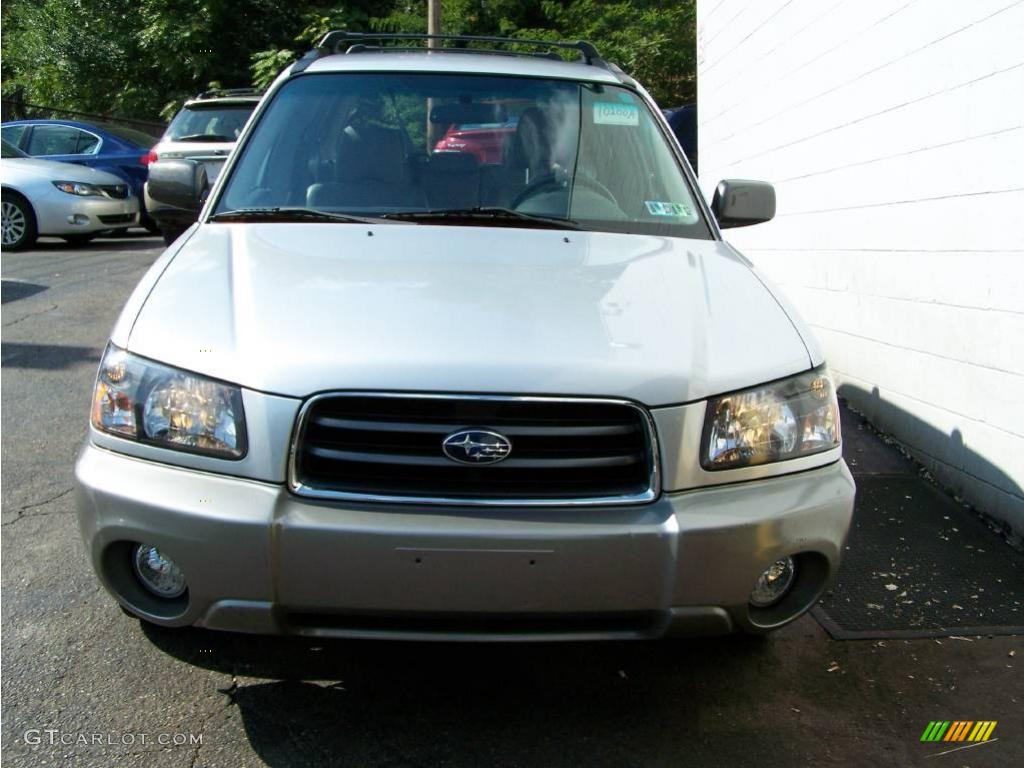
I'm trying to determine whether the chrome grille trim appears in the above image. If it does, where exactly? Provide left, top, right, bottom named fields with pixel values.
left=287, top=392, right=661, bottom=507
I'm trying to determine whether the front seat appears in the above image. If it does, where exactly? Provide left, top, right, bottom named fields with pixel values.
left=307, top=125, right=426, bottom=210
left=510, top=107, right=556, bottom=182
left=479, top=108, right=556, bottom=207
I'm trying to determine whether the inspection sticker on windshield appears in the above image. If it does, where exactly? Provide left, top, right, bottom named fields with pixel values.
left=593, top=102, right=639, bottom=126
left=645, top=200, right=694, bottom=217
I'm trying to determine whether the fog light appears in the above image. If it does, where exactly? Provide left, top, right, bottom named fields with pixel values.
left=750, top=557, right=796, bottom=607
left=67, top=214, right=90, bottom=226
left=132, top=544, right=186, bottom=598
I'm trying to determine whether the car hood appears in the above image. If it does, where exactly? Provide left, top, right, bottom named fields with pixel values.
left=125, top=223, right=814, bottom=405
left=0, top=157, right=126, bottom=185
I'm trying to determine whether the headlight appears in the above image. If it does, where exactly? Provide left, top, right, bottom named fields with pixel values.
left=91, top=345, right=246, bottom=459
left=702, top=367, right=839, bottom=470
left=52, top=180, right=104, bottom=196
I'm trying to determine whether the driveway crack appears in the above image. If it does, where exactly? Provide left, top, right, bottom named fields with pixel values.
left=2, top=303, right=59, bottom=328
left=2, top=488, right=73, bottom=526
left=189, top=676, right=238, bottom=768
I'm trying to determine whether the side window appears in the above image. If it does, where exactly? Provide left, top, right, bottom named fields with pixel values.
left=25, top=125, right=82, bottom=156
left=1, top=124, right=28, bottom=147
left=76, top=131, right=101, bottom=154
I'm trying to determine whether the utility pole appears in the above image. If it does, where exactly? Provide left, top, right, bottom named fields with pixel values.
left=426, top=0, right=442, bottom=147
left=428, top=0, right=442, bottom=49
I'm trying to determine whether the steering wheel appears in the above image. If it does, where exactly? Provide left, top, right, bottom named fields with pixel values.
left=512, top=169, right=618, bottom=210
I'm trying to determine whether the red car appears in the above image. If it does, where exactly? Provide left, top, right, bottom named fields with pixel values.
left=433, top=117, right=519, bottom=164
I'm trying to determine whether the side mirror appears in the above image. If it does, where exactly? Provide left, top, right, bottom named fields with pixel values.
left=146, top=159, right=209, bottom=211
left=711, top=179, right=775, bottom=228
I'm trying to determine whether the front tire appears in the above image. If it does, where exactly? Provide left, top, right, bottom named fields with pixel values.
left=1, top=191, right=38, bottom=251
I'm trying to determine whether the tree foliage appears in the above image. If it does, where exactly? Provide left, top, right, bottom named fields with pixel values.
left=2, top=1, right=695, bottom=122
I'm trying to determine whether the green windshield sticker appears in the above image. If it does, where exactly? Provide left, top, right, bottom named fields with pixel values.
left=645, top=200, right=695, bottom=218
left=593, top=102, right=639, bottom=126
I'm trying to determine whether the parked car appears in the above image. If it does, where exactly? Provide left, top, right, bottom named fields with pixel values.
left=1, top=118, right=157, bottom=231
left=663, top=104, right=697, bottom=173
left=78, top=31, right=854, bottom=642
left=144, top=88, right=261, bottom=244
left=1, top=139, right=139, bottom=250
left=433, top=115, right=519, bottom=164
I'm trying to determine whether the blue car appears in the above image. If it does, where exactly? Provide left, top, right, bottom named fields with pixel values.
left=1, top=119, right=160, bottom=231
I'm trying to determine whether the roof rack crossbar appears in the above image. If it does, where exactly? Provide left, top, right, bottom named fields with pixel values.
left=344, top=43, right=565, bottom=61
left=196, top=87, right=262, bottom=100
left=324, top=31, right=601, bottom=63
left=304, top=30, right=604, bottom=65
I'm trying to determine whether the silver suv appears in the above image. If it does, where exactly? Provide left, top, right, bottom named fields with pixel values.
left=143, top=88, right=260, bottom=244
left=79, top=32, right=855, bottom=642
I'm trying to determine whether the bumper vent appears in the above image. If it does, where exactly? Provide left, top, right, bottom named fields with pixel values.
left=98, top=213, right=135, bottom=224
left=290, top=394, right=658, bottom=505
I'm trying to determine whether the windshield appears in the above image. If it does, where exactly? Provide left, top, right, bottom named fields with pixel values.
left=165, top=103, right=256, bottom=142
left=214, top=73, right=710, bottom=238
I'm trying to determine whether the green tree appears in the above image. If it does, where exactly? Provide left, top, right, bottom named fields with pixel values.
left=2, top=0, right=143, bottom=115
left=526, top=1, right=697, bottom=105
left=2, top=0, right=316, bottom=120
left=2, top=1, right=696, bottom=121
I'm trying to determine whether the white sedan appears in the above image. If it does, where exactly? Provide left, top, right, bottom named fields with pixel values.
left=1, top=139, right=139, bottom=251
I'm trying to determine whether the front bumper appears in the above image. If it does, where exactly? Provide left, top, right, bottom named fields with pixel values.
left=75, top=443, right=855, bottom=641
left=35, top=190, right=139, bottom=235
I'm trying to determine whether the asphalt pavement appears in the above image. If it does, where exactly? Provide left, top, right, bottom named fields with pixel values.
left=1, top=234, right=1021, bottom=767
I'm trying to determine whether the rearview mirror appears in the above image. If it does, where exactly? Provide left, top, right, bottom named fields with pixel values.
left=146, top=159, right=209, bottom=211
left=711, top=179, right=775, bottom=228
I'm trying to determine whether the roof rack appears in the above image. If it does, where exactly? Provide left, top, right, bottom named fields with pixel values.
left=344, top=44, right=567, bottom=62
left=194, top=87, right=262, bottom=100
left=291, top=30, right=610, bottom=74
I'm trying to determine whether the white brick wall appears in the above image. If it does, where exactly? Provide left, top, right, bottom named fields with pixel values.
left=697, top=0, right=1024, bottom=535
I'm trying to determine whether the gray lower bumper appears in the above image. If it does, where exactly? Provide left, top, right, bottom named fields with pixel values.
left=75, top=443, right=855, bottom=641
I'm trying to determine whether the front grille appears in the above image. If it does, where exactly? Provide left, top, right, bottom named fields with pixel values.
left=290, top=394, right=658, bottom=505
left=98, top=213, right=134, bottom=224
left=98, top=184, right=129, bottom=199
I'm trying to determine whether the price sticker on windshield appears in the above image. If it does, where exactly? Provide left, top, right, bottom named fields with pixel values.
left=593, top=102, right=639, bottom=126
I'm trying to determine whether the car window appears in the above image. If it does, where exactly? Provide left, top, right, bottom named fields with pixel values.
left=1, top=124, right=28, bottom=147
left=1, top=138, right=28, bottom=158
left=25, top=125, right=98, bottom=156
left=215, top=73, right=711, bottom=239
left=77, top=131, right=101, bottom=153
left=165, top=104, right=256, bottom=142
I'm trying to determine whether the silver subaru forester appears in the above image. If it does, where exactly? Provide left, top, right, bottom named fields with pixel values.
left=76, top=31, right=855, bottom=641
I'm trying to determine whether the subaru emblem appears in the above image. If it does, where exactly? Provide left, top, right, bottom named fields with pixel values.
left=442, top=429, right=512, bottom=465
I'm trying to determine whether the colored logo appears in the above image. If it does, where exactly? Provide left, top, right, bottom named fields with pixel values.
left=442, top=430, right=512, bottom=465
left=921, top=721, right=997, bottom=742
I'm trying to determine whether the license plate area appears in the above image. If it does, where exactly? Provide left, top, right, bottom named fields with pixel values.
left=274, top=512, right=676, bottom=614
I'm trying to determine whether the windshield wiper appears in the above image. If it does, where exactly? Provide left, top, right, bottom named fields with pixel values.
left=209, top=207, right=393, bottom=225
left=381, top=207, right=579, bottom=230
